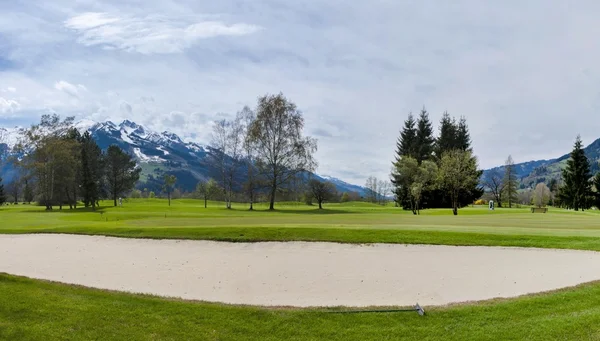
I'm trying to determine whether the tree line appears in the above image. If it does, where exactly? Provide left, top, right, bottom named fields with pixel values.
left=391, top=109, right=483, bottom=215
left=2, top=115, right=140, bottom=209
left=554, top=136, right=600, bottom=211
left=198, top=92, right=367, bottom=210
left=0, top=93, right=354, bottom=210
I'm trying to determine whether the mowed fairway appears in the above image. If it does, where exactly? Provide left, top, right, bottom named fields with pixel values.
left=3, top=200, right=600, bottom=340
left=3, top=199, right=600, bottom=250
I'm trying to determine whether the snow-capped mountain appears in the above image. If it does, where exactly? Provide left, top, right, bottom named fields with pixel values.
left=1, top=119, right=367, bottom=195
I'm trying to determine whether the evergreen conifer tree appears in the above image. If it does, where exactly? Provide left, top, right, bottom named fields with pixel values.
left=502, top=155, right=519, bottom=208
left=0, top=176, right=5, bottom=206
left=456, top=116, right=471, bottom=151
left=415, top=107, right=434, bottom=163
left=395, top=114, right=418, bottom=160
left=559, top=136, right=592, bottom=211
left=434, top=112, right=457, bottom=160
left=80, top=131, right=104, bottom=209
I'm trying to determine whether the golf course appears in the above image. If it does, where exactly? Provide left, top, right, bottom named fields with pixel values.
left=2, top=200, right=600, bottom=340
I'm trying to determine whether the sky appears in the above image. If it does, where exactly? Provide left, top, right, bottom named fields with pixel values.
left=2, top=1, right=600, bottom=185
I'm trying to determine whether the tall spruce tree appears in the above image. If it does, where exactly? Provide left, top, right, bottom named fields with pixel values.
left=0, top=176, right=5, bottom=206
left=592, top=172, right=600, bottom=209
left=415, top=107, right=434, bottom=163
left=396, top=113, right=418, bottom=160
left=434, top=112, right=457, bottom=160
left=502, top=155, right=518, bottom=208
left=559, top=136, right=592, bottom=211
left=456, top=116, right=472, bottom=151
left=392, top=113, right=419, bottom=207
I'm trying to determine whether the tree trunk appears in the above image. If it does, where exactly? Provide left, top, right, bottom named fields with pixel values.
left=204, top=197, right=207, bottom=208
left=269, top=178, right=277, bottom=210
left=113, top=195, right=117, bottom=207
left=168, top=194, right=171, bottom=207
left=318, top=201, right=322, bottom=209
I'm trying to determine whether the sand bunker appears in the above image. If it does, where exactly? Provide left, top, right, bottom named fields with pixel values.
left=2, top=234, right=600, bottom=307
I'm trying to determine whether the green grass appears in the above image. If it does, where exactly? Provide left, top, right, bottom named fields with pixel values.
left=2, top=273, right=600, bottom=340
left=4, top=200, right=600, bottom=340
left=3, top=199, right=600, bottom=251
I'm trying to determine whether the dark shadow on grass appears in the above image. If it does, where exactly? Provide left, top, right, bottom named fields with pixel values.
left=264, top=208, right=359, bottom=215
left=18, top=206, right=110, bottom=214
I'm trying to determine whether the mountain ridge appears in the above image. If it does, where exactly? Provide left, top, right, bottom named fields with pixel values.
left=482, top=137, right=600, bottom=188
left=0, top=119, right=367, bottom=196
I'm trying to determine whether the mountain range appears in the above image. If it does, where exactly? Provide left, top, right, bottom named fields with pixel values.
left=481, top=137, right=600, bottom=189
left=0, top=120, right=367, bottom=195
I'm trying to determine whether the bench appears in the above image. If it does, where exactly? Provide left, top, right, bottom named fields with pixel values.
left=531, top=207, right=548, bottom=213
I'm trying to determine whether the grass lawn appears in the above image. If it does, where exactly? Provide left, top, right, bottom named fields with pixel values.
left=2, top=199, right=600, bottom=251
left=3, top=200, right=600, bottom=340
left=2, top=273, right=600, bottom=340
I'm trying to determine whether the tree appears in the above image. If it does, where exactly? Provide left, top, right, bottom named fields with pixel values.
left=340, top=192, right=350, bottom=203
left=392, top=157, right=419, bottom=213
left=455, top=117, right=472, bottom=151
left=396, top=113, right=418, bottom=160
left=548, top=178, right=558, bottom=206
left=438, top=149, right=480, bottom=215
left=393, top=157, right=438, bottom=214
left=502, top=155, right=518, bottom=208
left=377, top=180, right=393, bottom=205
left=592, top=172, right=600, bottom=209
left=533, top=183, right=550, bottom=208
left=434, top=112, right=457, bottom=160
left=149, top=191, right=155, bottom=199
left=518, top=188, right=533, bottom=206
left=196, top=179, right=219, bottom=208
left=23, top=178, right=34, bottom=204
left=240, top=106, right=259, bottom=210
left=392, top=114, right=419, bottom=207
left=559, top=136, right=592, bottom=211
left=80, top=131, right=104, bottom=209
left=364, top=176, right=379, bottom=203
left=0, top=177, right=5, bottom=206
left=130, top=189, right=142, bottom=199
left=105, top=145, right=141, bottom=207
left=309, top=179, right=336, bottom=209
left=162, top=174, right=177, bottom=206
left=7, top=179, right=20, bottom=203
left=483, top=169, right=505, bottom=207
left=412, top=161, right=438, bottom=214
left=415, top=107, right=434, bottom=163
left=211, top=112, right=245, bottom=209
left=18, top=114, right=77, bottom=210
left=247, top=93, right=317, bottom=210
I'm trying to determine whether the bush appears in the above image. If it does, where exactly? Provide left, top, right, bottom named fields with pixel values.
left=474, top=199, right=487, bottom=205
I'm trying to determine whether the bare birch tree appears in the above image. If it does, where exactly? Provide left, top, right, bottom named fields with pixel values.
left=211, top=113, right=245, bottom=209
left=247, top=93, right=317, bottom=210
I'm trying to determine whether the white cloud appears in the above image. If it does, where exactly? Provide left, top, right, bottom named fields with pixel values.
left=1, top=87, right=17, bottom=93
left=54, top=80, right=86, bottom=98
left=3, top=0, right=600, bottom=185
left=64, top=12, right=261, bottom=54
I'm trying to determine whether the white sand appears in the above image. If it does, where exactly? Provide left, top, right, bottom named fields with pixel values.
left=2, top=234, right=600, bottom=307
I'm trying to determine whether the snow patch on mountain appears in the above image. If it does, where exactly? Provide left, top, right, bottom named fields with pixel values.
left=157, top=146, right=169, bottom=155
left=133, top=148, right=164, bottom=163
left=120, top=130, right=135, bottom=145
left=74, top=119, right=97, bottom=133
left=0, top=127, right=23, bottom=149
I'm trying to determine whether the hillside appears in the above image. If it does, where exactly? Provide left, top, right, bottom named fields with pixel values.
left=482, top=137, right=600, bottom=188
left=0, top=120, right=367, bottom=195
